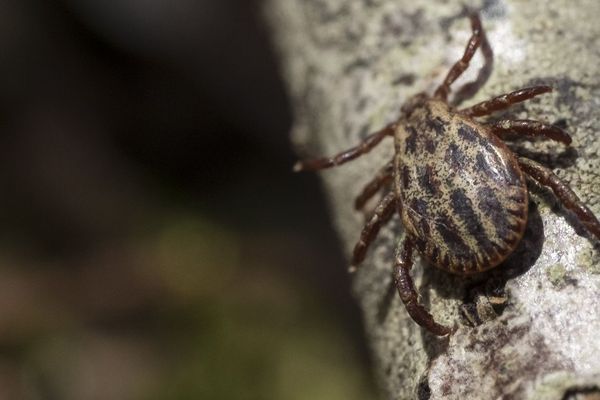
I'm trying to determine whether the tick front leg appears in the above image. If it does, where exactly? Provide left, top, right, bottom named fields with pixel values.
left=394, top=238, right=452, bottom=336
left=434, top=13, right=485, bottom=101
left=460, top=85, right=552, bottom=117
left=293, top=123, right=396, bottom=172
left=452, top=14, right=493, bottom=105
left=519, top=157, right=600, bottom=240
left=354, top=160, right=394, bottom=210
left=489, top=119, right=572, bottom=145
left=350, top=192, right=396, bottom=273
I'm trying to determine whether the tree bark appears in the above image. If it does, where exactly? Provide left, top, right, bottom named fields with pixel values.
left=266, top=0, right=600, bottom=398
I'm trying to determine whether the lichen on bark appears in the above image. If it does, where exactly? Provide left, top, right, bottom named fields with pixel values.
left=266, top=0, right=600, bottom=398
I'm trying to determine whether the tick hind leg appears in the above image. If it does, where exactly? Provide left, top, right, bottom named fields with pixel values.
left=519, top=157, right=600, bottom=240
left=394, top=238, right=451, bottom=336
left=434, top=13, right=485, bottom=101
left=354, top=159, right=394, bottom=210
left=489, top=119, right=572, bottom=145
left=293, top=123, right=396, bottom=172
left=350, top=192, right=396, bottom=272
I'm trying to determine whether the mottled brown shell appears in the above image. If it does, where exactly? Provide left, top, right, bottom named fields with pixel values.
left=393, top=100, right=528, bottom=275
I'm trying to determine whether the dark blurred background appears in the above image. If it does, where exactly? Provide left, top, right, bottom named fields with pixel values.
left=0, top=0, right=376, bottom=398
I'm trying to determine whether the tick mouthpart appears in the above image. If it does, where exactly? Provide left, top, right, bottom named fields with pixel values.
left=348, top=265, right=358, bottom=274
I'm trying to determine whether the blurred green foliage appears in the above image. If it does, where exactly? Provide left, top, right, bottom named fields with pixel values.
left=151, top=214, right=374, bottom=400
left=0, top=211, right=376, bottom=399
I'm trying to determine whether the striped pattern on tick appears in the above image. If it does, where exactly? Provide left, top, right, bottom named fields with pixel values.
left=394, top=99, right=528, bottom=274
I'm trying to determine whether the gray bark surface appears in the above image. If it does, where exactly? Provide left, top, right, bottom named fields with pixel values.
left=266, top=1, right=600, bottom=399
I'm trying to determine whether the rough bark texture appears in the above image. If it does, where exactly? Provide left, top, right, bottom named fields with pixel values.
left=266, top=1, right=600, bottom=399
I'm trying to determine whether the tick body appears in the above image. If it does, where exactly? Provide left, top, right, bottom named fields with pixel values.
left=396, top=99, right=528, bottom=275
left=294, top=14, right=600, bottom=336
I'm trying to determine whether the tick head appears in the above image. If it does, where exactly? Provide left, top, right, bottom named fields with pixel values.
left=401, top=92, right=429, bottom=117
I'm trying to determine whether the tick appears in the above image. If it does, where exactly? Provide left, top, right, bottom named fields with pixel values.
left=294, top=14, right=600, bottom=335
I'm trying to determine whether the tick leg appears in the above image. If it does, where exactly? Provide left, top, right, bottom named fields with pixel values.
left=489, top=119, right=572, bottom=145
left=354, top=160, right=394, bottom=210
left=394, top=238, right=452, bottom=336
left=349, top=192, right=396, bottom=273
left=293, top=123, right=396, bottom=172
left=434, top=13, right=485, bottom=101
left=519, top=157, right=600, bottom=240
left=452, top=15, right=493, bottom=105
left=460, top=85, right=552, bottom=117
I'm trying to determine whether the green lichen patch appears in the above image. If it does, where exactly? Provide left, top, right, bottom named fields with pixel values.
left=546, top=263, right=567, bottom=286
